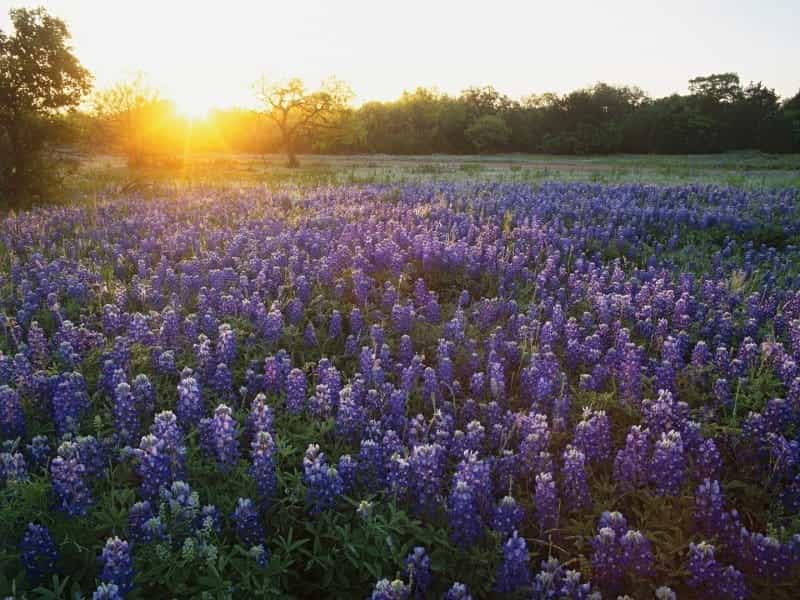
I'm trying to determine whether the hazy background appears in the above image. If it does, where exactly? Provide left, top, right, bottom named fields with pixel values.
left=2, top=0, right=799, bottom=115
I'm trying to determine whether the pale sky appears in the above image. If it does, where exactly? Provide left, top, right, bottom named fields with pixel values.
left=2, top=0, right=799, bottom=117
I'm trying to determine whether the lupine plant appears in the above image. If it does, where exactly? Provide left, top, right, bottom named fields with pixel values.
left=1, top=182, right=800, bottom=597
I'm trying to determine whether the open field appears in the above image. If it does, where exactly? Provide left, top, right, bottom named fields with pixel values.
left=53, top=152, right=800, bottom=202
left=2, top=171, right=800, bottom=598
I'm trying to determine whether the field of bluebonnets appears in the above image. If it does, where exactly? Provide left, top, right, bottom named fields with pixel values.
left=2, top=180, right=800, bottom=599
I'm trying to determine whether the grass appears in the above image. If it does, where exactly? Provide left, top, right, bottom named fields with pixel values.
left=4, top=150, right=799, bottom=210
left=42, top=152, right=800, bottom=198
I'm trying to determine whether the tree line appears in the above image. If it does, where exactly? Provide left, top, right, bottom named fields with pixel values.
left=2, top=7, right=800, bottom=200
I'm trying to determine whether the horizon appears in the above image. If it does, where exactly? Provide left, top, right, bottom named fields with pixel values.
left=2, top=0, right=799, bottom=118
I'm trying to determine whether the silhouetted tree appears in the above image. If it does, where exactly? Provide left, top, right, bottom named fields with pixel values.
left=91, top=73, right=181, bottom=166
left=255, top=77, right=352, bottom=167
left=0, top=7, right=91, bottom=198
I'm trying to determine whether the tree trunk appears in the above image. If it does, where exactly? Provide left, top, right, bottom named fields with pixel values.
left=284, top=132, right=299, bottom=168
left=5, top=118, right=27, bottom=195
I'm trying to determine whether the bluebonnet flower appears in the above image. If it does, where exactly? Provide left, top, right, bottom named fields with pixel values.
left=443, top=582, right=473, bottom=600
left=328, top=310, right=343, bottom=339
left=1, top=451, right=28, bottom=484
left=113, top=382, right=139, bottom=446
left=127, top=500, right=154, bottom=544
left=216, top=323, right=237, bottom=365
left=534, top=471, right=559, bottom=530
left=285, top=368, right=306, bottom=414
left=196, top=504, right=222, bottom=537
left=650, top=430, right=685, bottom=495
left=51, top=372, right=90, bottom=436
left=695, top=438, right=722, bottom=481
left=92, top=583, right=123, bottom=600
left=50, top=441, right=92, bottom=516
left=303, top=322, right=318, bottom=347
left=367, top=578, right=410, bottom=600
left=447, top=478, right=482, bottom=547
left=408, top=443, right=445, bottom=518
left=250, top=544, right=269, bottom=568
left=247, top=393, right=275, bottom=437
left=338, top=453, right=359, bottom=493
left=613, top=425, right=651, bottom=491
left=655, top=586, right=677, bottom=600
left=494, top=530, right=531, bottom=593
left=713, top=378, right=732, bottom=407
left=492, top=495, right=525, bottom=537
left=349, top=307, right=364, bottom=336
left=519, top=412, right=551, bottom=476
left=358, top=438, right=384, bottom=491
left=598, top=511, right=628, bottom=536
left=199, top=404, right=240, bottom=470
left=620, top=529, right=654, bottom=577
left=150, top=410, right=185, bottom=468
left=211, top=362, right=234, bottom=400
left=232, top=497, right=264, bottom=546
left=573, top=408, right=611, bottom=464
left=694, top=479, right=742, bottom=549
left=688, top=542, right=747, bottom=600
left=160, top=480, right=201, bottom=539
left=531, top=557, right=593, bottom=599
left=309, top=384, right=333, bottom=420
left=303, top=444, right=344, bottom=514
left=132, top=374, right=155, bottom=417
left=26, top=435, right=51, bottom=470
left=99, top=537, right=134, bottom=595
left=250, top=430, right=277, bottom=505
left=134, top=435, right=173, bottom=501
left=156, top=350, right=177, bottom=375
left=590, top=527, right=623, bottom=591
left=0, top=384, right=24, bottom=440
left=263, top=307, right=283, bottom=344
left=76, top=435, right=106, bottom=480
left=561, top=445, right=591, bottom=510
left=176, top=374, right=203, bottom=429
left=386, top=452, right=410, bottom=500
left=402, top=546, right=431, bottom=598
left=336, top=389, right=367, bottom=441
left=20, top=523, right=59, bottom=582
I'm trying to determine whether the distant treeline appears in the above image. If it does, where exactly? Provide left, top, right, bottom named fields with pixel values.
left=331, top=75, right=800, bottom=155
left=4, top=6, right=800, bottom=204
left=69, top=73, right=800, bottom=160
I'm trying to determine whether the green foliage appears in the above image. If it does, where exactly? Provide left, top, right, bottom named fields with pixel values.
left=0, top=7, right=92, bottom=202
left=465, top=115, right=511, bottom=154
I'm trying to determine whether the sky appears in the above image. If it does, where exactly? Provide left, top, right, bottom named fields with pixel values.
left=2, top=0, right=799, bottom=117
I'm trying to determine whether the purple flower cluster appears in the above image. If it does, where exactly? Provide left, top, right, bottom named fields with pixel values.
left=232, top=497, right=264, bottom=546
left=20, top=523, right=59, bottom=582
left=250, top=430, right=277, bottom=505
left=688, top=542, right=747, bottom=600
left=590, top=512, right=653, bottom=592
left=494, top=530, right=531, bottom=593
left=199, top=404, right=240, bottom=470
left=99, top=537, right=134, bottom=595
left=5, top=182, right=800, bottom=596
left=303, top=444, right=344, bottom=514
left=50, top=440, right=93, bottom=516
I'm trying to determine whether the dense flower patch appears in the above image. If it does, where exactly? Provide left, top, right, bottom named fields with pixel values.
left=1, top=182, right=800, bottom=598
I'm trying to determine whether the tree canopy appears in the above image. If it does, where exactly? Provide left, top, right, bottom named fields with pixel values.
left=0, top=7, right=91, bottom=196
left=255, top=77, right=353, bottom=167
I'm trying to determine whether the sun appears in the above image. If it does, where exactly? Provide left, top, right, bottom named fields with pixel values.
left=168, top=80, right=220, bottom=120
left=174, top=95, right=213, bottom=120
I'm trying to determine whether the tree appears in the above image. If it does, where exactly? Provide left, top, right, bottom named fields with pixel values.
left=465, top=114, right=511, bottom=153
left=688, top=73, right=742, bottom=104
left=254, top=77, right=352, bottom=167
left=91, top=73, right=170, bottom=165
left=0, top=7, right=91, bottom=197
